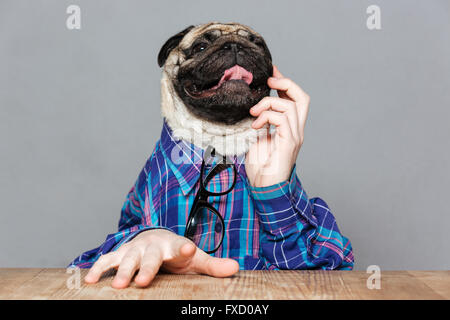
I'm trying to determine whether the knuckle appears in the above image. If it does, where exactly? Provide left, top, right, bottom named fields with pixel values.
left=304, top=94, right=311, bottom=103
left=130, top=239, right=145, bottom=248
left=123, top=253, right=138, bottom=264
left=144, top=242, right=155, bottom=251
left=288, top=141, right=297, bottom=151
left=288, top=100, right=296, bottom=108
left=117, top=246, right=127, bottom=254
left=96, top=254, right=108, bottom=264
left=130, top=246, right=144, bottom=257
left=144, top=235, right=164, bottom=247
left=144, top=244, right=161, bottom=257
left=261, top=96, right=272, bottom=103
left=289, top=132, right=298, bottom=143
left=119, top=241, right=132, bottom=251
left=141, top=260, right=160, bottom=271
left=119, top=259, right=137, bottom=272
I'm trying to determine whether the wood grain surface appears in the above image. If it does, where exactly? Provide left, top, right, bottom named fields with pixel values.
left=0, top=269, right=448, bottom=300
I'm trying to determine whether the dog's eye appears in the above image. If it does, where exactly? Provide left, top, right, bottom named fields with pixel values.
left=248, top=35, right=265, bottom=49
left=192, top=42, right=208, bottom=54
left=253, top=39, right=264, bottom=48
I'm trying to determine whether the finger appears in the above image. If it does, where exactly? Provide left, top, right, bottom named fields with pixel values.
left=268, top=76, right=310, bottom=134
left=179, top=241, right=197, bottom=258
left=298, top=99, right=310, bottom=132
left=134, top=244, right=163, bottom=287
left=250, top=97, right=299, bottom=138
left=267, top=77, right=309, bottom=105
left=252, top=110, right=293, bottom=139
left=270, top=66, right=289, bottom=100
left=111, top=248, right=142, bottom=289
left=85, top=252, right=121, bottom=284
left=272, top=65, right=284, bottom=78
left=193, top=252, right=240, bottom=278
left=250, top=96, right=294, bottom=115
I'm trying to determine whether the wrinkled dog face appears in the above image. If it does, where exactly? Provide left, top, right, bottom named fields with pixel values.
left=158, top=23, right=273, bottom=125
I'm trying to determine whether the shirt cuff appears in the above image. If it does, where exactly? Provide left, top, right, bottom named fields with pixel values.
left=112, top=226, right=173, bottom=252
left=247, top=166, right=301, bottom=233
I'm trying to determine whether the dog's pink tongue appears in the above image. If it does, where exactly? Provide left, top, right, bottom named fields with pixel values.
left=217, top=65, right=253, bottom=87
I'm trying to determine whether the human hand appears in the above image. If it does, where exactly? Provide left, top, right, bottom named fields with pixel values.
left=245, top=65, right=310, bottom=187
left=84, top=228, right=239, bottom=289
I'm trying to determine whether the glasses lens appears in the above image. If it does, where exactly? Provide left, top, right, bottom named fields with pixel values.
left=186, top=206, right=224, bottom=253
left=202, top=162, right=235, bottom=194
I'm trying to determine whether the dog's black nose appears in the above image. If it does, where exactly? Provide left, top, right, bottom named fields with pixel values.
left=222, top=42, right=243, bottom=51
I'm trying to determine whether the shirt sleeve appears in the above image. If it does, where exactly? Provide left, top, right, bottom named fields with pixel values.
left=247, top=165, right=354, bottom=270
left=68, top=156, right=168, bottom=268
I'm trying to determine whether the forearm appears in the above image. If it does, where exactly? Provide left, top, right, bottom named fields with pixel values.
left=248, top=168, right=354, bottom=270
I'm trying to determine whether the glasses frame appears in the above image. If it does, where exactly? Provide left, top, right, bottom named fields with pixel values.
left=184, top=148, right=237, bottom=254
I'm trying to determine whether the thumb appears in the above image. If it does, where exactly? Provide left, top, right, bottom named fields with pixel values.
left=179, top=241, right=196, bottom=258
left=169, top=236, right=197, bottom=261
left=194, top=252, right=240, bottom=278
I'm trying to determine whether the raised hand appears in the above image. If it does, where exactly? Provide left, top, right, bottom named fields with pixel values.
left=246, top=65, right=310, bottom=187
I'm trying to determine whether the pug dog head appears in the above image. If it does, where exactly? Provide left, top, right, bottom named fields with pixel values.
left=158, top=22, right=273, bottom=156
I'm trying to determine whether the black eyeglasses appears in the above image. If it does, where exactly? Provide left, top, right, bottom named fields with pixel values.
left=184, top=147, right=237, bottom=254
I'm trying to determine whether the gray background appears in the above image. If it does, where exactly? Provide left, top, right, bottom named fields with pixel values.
left=1, top=0, right=449, bottom=270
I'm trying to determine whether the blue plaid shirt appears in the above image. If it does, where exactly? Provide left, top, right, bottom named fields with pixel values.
left=70, top=121, right=354, bottom=270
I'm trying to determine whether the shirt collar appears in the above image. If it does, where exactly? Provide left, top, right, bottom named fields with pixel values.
left=159, top=121, right=247, bottom=196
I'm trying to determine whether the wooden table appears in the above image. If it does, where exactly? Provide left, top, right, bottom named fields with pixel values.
left=0, top=269, right=448, bottom=300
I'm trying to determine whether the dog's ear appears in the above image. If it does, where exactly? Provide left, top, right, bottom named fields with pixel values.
left=158, top=25, right=195, bottom=67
